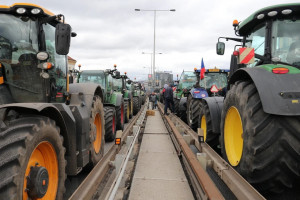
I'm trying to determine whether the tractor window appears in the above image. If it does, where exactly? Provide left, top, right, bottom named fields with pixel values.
left=107, top=74, right=113, bottom=92
left=246, top=24, right=265, bottom=67
left=113, top=78, right=122, bottom=91
left=179, top=71, right=197, bottom=89
left=43, top=23, right=67, bottom=102
left=79, top=71, right=106, bottom=88
left=0, top=14, right=45, bottom=102
left=200, top=73, right=227, bottom=90
left=271, top=19, right=300, bottom=66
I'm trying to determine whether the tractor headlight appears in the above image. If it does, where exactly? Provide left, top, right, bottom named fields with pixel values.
left=31, top=8, right=41, bottom=14
left=37, top=52, right=49, bottom=61
left=16, top=8, right=26, bottom=14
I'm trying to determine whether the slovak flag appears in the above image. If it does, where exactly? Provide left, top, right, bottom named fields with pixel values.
left=200, top=58, right=205, bottom=80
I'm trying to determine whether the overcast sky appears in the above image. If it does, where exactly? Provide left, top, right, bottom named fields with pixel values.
left=2, top=0, right=299, bottom=80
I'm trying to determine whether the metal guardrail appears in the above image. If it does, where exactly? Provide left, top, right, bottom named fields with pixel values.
left=69, top=103, right=147, bottom=200
left=158, top=103, right=265, bottom=200
left=105, top=106, right=147, bottom=200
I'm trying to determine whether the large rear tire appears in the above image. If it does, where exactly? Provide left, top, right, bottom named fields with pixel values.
left=133, top=96, right=140, bottom=115
left=116, top=98, right=125, bottom=130
left=104, top=107, right=116, bottom=142
left=174, top=98, right=179, bottom=115
left=187, top=95, right=201, bottom=131
left=0, top=115, right=66, bottom=200
left=198, top=102, right=219, bottom=150
left=220, top=81, right=300, bottom=194
left=124, top=101, right=129, bottom=123
left=89, top=96, right=105, bottom=165
left=129, top=99, right=133, bottom=119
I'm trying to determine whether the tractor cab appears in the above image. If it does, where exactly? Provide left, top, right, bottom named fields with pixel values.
left=217, top=4, right=300, bottom=76
left=0, top=3, right=74, bottom=104
left=199, top=68, right=229, bottom=96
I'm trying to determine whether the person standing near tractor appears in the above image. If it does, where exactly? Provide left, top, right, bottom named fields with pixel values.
left=164, top=84, right=174, bottom=115
left=149, top=92, right=158, bottom=110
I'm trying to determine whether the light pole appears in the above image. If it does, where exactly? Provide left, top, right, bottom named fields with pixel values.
left=135, top=9, right=175, bottom=87
left=142, top=52, right=162, bottom=77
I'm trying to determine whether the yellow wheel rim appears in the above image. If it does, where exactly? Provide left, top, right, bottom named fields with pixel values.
left=201, top=115, right=207, bottom=141
left=131, top=100, right=133, bottom=115
left=93, top=113, right=102, bottom=154
left=127, top=104, right=130, bottom=120
left=224, top=106, right=243, bottom=166
left=23, top=142, right=58, bottom=200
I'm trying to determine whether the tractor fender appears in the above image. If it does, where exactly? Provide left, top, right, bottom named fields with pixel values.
left=69, top=83, right=107, bottom=172
left=115, top=93, right=123, bottom=107
left=69, top=83, right=104, bottom=102
left=229, top=67, right=300, bottom=116
left=179, top=97, right=187, bottom=112
left=0, top=103, right=78, bottom=175
left=201, top=97, right=224, bottom=133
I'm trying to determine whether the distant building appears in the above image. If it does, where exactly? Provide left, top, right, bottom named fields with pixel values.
left=68, top=56, right=77, bottom=71
left=149, top=71, right=173, bottom=89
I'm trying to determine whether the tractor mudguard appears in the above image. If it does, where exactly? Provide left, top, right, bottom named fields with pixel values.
left=69, top=83, right=104, bottom=102
left=0, top=103, right=78, bottom=175
left=115, top=93, right=123, bottom=107
left=229, top=67, right=300, bottom=116
left=202, top=97, right=224, bottom=133
left=179, top=97, right=187, bottom=112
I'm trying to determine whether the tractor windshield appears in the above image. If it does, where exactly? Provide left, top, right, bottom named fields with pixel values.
left=179, top=71, right=197, bottom=89
left=79, top=70, right=106, bottom=88
left=113, top=78, right=122, bottom=91
left=271, top=19, right=300, bottom=67
left=0, top=14, right=44, bottom=102
left=200, top=73, right=227, bottom=90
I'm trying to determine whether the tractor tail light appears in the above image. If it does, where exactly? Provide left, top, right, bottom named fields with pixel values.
left=272, top=67, right=289, bottom=74
left=233, top=51, right=239, bottom=56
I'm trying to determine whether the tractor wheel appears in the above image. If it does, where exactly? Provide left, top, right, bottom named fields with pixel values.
left=220, top=81, right=300, bottom=194
left=129, top=99, right=133, bottom=119
left=179, top=109, right=187, bottom=122
left=174, top=98, right=179, bottom=115
left=133, top=96, right=140, bottom=115
left=0, top=115, right=66, bottom=200
left=124, top=101, right=129, bottom=123
left=116, top=98, right=125, bottom=130
left=104, top=107, right=116, bottom=142
left=89, top=96, right=105, bottom=165
left=198, top=102, right=219, bottom=150
left=187, top=95, right=201, bottom=131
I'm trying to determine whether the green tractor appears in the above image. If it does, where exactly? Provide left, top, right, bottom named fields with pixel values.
left=174, top=71, right=197, bottom=122
left=112, top=70, right=132, bottom=124
left=131, top=81, right=142, bottom=115
left=206, top=3, right=300, bottom=194
left=120, top=73, right=133, bottom=122
left=78, top=69, right=125, bottom=141
left=0, top=4, right=106, bottom=199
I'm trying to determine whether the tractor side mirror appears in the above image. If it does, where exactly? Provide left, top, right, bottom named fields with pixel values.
left=115, top=71, right=121, bottom=79
left=55, top=23, right=71, bottom=55
left=216, top=42, right=225, bottom=55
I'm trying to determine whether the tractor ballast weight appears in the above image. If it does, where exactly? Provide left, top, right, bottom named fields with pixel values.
left=229, top=67, right=300, bottom=115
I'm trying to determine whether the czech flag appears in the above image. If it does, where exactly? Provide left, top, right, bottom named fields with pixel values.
left=200, top=58, right=205, bottom=80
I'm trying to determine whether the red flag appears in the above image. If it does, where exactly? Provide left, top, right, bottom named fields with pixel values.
left=200, top=58, right=205, bottom=80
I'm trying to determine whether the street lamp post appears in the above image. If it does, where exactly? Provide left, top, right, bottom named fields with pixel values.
left=135, top=9, right=175, bottom=88
left=142, top=52, right=162, bottom=78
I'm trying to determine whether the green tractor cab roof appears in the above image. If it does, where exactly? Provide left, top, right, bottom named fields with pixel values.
left=238, top=3, right=300, bottom=36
